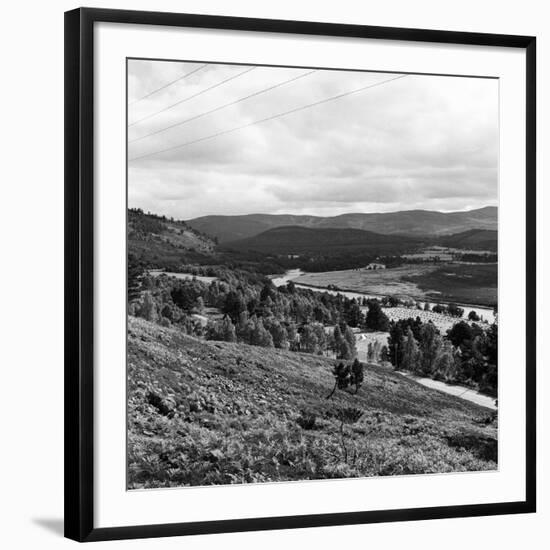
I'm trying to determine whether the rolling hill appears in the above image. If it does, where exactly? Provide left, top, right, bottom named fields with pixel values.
left=187, top=206, right=497, bottom=243
left=128, top=316, right=497, bottom=488
left=221, top=226, right=418, bottom=255
left=128, top=208, right=217, bottom=268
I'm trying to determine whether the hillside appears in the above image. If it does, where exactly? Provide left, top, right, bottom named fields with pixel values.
left=128, top=317, right=497, bottom=488
left=221, top=226, right=418, bottom=255
left=128, top=208, right=217, bottom=268
left=187, top=206, right=498, bottom=243
left=437, top=229, right=498, bottom=252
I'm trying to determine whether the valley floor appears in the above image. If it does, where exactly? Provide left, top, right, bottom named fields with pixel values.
left=294, top=263, right=497, bottom=308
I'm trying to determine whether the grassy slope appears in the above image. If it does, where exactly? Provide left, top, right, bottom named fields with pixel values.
left=128, top=317, right=497, bottom=489
left=128, top=209, right=216, bottom=268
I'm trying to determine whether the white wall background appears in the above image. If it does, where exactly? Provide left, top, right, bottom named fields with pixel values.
left=0, top=0, right=546, bottom=548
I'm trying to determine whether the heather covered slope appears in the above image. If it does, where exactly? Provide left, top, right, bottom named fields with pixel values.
left=128, top=317, right=497, bottom=488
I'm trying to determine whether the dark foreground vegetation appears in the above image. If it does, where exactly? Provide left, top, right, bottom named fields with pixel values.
left=128, top=317, right=497, bottom=488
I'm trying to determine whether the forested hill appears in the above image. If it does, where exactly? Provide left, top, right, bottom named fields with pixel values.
left=187, top=207, right=497, bottom=243
left=221, top=226, right=417, bottom=255
left=128, top=208, right=217, bottom=268
left=436, top=229, right=498, bottom=252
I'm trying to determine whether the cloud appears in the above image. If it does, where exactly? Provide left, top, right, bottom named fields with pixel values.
left=127, top=60, right=498, bottom=219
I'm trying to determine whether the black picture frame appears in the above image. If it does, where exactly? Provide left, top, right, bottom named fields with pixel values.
left=65, top=7, right=537, bottom=543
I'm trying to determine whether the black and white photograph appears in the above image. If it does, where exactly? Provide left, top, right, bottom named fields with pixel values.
left=126, top=59, right=499, bottom=489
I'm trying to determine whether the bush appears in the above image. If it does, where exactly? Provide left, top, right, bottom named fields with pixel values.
left=296, top=410, right=317, bottom=430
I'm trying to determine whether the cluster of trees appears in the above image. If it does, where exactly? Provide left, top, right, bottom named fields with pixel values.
left=387, top=317, right=497, bottom=395
left=431, top=302, right=464, bottom=317
left=327, top=358, right=365, bottom=398
left=207, top=313, right=360, bottom=360
left=456, top=253, right=498, bottom=263
left=366, top=340, right=388, bottom=364
left=128, top=263, right=365, bottom=358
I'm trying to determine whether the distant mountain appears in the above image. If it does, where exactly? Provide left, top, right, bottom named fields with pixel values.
left=187, top=207, right=497, bottom=243
left=437, top=229, right=498, bottom=252
left=221, top=226, right=417, bottom=256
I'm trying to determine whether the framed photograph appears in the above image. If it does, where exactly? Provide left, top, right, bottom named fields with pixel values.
left=65, top=7, right=536, bottom=542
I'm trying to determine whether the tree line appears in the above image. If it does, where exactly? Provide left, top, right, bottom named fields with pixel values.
left=387, top=317, right=497, bottom=396
left=128, top=257, right=367, bottom=359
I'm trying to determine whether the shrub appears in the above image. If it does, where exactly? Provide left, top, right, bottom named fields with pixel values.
left=327, top=359, right=364, bottom=398
left=296, top=409, right=317, bottom=430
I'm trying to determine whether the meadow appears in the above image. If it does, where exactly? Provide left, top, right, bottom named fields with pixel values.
left=294, top=263, right=497, bottom=307
left=403, top=263, right=497, bottom=307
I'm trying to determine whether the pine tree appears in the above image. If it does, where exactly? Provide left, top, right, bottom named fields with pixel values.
left=194, top=296, right=205, bottom=313
left=222, top=291, right=246, bottom=322
left=337, top=340, right=352, bottom=360
left=266, top=319, right=289, bottom=349
left=260, top=283, right=275, bottom=302
left=367, top=342, right=374, bottom=362
left=221, top=317, right=237, bottom=342
left=345, top=299, right=364, bottom=327
left=127, top=253, right=144, bottom=303
left=343, top=325, right=357, bottom=359
left=365, top=301, right=390, bottom=331
left=300, top=324, right=319, bottom=354
left=351, top=358, right=364, bottom=393
left=250, top=317, right=273, bottom=348
left=419, top=323, right=442, bottom=375
left=387, top=322, right=404, bottom=368
left=433, top=339, right=456, bottom=381
left=401, top=327, right=420, bottom=372
left=380, top=344, right=389, bottom=363
left=139, top=291, right=158, bottom=322
left=373, top=340, right=381, bottom=363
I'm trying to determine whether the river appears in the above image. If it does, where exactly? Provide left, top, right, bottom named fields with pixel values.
left=270, top=269, right=495, bottom=324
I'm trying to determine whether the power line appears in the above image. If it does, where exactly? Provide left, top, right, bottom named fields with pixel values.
left=129, top=69, right=318, bottom=144
left=129, top=73, right=408, bottom=163
left=128, top=66, right=257, bottom=127
left=129, top=64, right=207, bottom=106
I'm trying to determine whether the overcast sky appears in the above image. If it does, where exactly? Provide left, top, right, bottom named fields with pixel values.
left=127, top=59, right=498, bottom=220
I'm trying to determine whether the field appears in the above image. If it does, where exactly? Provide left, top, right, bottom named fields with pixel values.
left=382, top=307, right=466, bottom=333
left=403, top=264, right=497, bottom=307
left=294, top=263, right=497, bottom=307
left=128, top=317, right=497, bottom=488
left=295, top=265, right=435, bottom=299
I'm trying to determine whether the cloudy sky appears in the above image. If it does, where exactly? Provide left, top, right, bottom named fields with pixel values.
left=127, top=59, right=498, bottom=220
